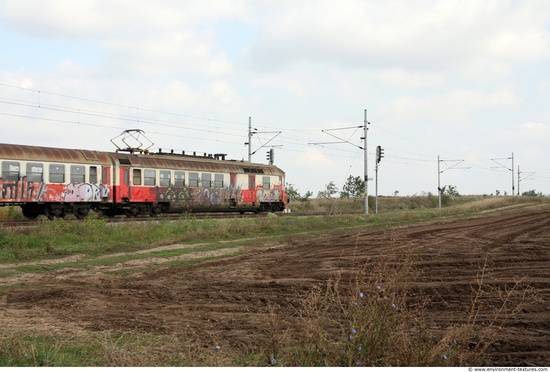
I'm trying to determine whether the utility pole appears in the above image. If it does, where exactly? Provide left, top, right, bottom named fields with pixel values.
left=518, top=165, right=521, bottom=196
left=512, top=152, right=515, bottom=196
left=438, top=155, right=441, bottom=208
left=245, top=117, right=280, bottom=163
left=309, top=109, right=369, bottom=214
left=438, top=156, right=466, bottom=208
left=491, top=153, right=514, bottom=196
left=247, top=117, right=252, bottom=162
left=364, top=109, right=369, bottom=215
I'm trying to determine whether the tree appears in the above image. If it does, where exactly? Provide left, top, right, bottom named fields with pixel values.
left=301, top=191, right=313, bottom=201
left=340, top=175, right=364, bottom=198
left=439, top=185, right=460, bottom=206
left=285, top=183, right=313, bottom=201
left=522, top=189, right=543, bottom=197
left=285, top=183, right=301, bottom=201
left=317, top=181, right=339, bottom=198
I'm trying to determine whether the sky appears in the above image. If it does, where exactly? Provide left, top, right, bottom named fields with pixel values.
left=1, top=0, right=550, bottom=197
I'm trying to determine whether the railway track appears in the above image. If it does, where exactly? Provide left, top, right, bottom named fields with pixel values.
left=0, top=211, right=353, bottom=229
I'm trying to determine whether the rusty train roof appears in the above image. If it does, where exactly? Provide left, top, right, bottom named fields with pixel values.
left=0, top=143, right=113, bottom=164
left=0, top=143, right=285, bottom=176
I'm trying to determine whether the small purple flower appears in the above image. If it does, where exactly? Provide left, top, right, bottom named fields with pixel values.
left=271, top=358, right=277, bottom=365
left=376, top=285, right=382, bottom=291
left=215, top=345, right=221, bottom=350
left=352, top=329, right=357, bottom=334
left=392, top=303, right=399, bottom=311
left=353, top=301, right=359, bottom=306
left=359, top=292, right=365, bottom=298
left=443, top=355, right=448, bottom=360
left=356, top=360, right=362, bottom=366
left=358, top=345, right=363, bottom=351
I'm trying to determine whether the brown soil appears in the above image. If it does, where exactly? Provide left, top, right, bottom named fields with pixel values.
left=1, top=208, right=549, bottom=366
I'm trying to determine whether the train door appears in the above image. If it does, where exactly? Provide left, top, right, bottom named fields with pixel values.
left=119, top=167, right=130, bottom=201
left=102, top=166, right=112, bottom=202
left=229, top=173, right=237, bottom=208
left=247, top=175, right=257, bottom=204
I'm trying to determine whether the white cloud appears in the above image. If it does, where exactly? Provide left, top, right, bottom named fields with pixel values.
left=377, top=69, right=445, bottom=88
left=246, top=0, right=550, bottom=74
left=379, top=87, right=518, bottom=128
left=296, top=148, right=335, bottom=168
left=0, top=0, right=244, bottom=38
left=517, top=122, right=549, bottom=140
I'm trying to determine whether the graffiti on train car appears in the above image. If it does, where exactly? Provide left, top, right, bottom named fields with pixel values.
left=0, top=177, right=45, bottom=201
left=257, top=187, right=281, bottom=202
left=1, top=176, right=110, bottom=203
left=64, top=183, right=110, bottom=202
left=157, top=186, right=243, bottom=205
left=39, top=183, right=111, bottom=202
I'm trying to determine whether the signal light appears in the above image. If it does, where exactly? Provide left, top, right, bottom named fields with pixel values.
left=266, top=149, right=274, bottom=165
left=376, top=145, right=384, bottom=164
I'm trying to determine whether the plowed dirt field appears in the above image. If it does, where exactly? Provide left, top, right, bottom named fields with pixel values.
left=1, top=206, right=550, bottom=366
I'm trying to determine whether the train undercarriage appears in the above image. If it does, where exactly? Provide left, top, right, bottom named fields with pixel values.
left=16, top=200, right=286, bottom=220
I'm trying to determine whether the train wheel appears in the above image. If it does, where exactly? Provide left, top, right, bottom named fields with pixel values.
left=46, top=205, right=66, bottom=220
left=124, top=206, right=139, bottom=218
left=149, top=205, right=162, bottom=217
left=21, top=205, right=41, bottom=220
left=74, top=207, right=90, bottom=220
left=101, top=209, right=117, bottom=218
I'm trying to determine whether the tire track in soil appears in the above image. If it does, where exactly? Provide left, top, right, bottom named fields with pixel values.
left=2, top=209, right=550, bottom=366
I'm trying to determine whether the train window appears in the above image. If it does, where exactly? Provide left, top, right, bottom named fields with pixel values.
left=90, top=166, right=98, bottom=184
left=102, top=167, right=109, bottom=184
left=133, top=169, right=142, bottom=185
left=1, top=161, right=20, bottom=181
left=49, top=164, right=65, bottom=183
left=202, top=173, right=212, bottom=188
left=174, top=171, right=185, bottom=187
left=144, top=169, right=156, bottom=186
left=160, top=170, right=171, bottom=187
left=71, top=165, right=86, bottom=183
left=262, top=176, right=271, bottom=189
left=26, top=163, right=43, bottom=182
left=214, top=174, right=224, bottom=188
left=188, top=172, right=199, bottom=187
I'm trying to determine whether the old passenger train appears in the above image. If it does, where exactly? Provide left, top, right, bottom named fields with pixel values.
left=0, top=142, right=288, bottom=219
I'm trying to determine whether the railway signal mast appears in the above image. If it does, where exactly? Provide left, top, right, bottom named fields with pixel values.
left=266, top=148, right=275, bottom=165
left=375, top=145, right=384, bottom=213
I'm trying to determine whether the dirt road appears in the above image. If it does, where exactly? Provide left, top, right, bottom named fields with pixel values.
left=1, top=207, right=549, bottom=366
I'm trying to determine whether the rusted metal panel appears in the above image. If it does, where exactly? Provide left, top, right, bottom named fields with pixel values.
left=0, top=144, right=112, bottom=164
left=0, top=143, right=285, bottom=176
left=121, top=153, right=285, bottom=177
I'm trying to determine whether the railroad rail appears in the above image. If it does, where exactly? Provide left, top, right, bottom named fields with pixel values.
left=0, top=211, right=357, bottom=229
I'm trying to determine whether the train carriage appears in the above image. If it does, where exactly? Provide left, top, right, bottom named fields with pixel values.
left=0, top=143, right=114, bottom=219
left=0, top=142, right=288, bottom=219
